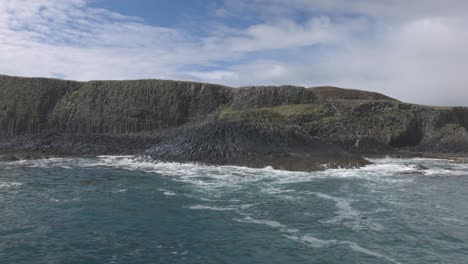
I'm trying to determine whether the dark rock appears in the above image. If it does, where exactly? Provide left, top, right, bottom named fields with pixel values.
left=0, top=154, right=20, bottom=161
left=415, top=164, right=429, bottom=171
left=0, top=74, right=467, bottom=171
left=0, top=153, right=53, bottom=161
left=145, top=119, right=370, bottom=171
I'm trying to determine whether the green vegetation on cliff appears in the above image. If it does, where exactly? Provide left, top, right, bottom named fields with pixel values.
left=0, top=74, right=467, bottom=161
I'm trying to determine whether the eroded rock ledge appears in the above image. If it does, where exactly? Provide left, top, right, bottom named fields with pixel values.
left=145, top=115, right=369, bottom=171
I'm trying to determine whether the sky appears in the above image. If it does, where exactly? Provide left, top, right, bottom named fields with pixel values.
left=0, top=0, right=467, bottom=106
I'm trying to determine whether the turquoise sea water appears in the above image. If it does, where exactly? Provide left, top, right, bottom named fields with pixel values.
left=1, top=156, right=468, bottom=263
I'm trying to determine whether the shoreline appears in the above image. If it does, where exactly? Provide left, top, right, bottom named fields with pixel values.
left=1, top=75, right=467, bottom=170
left=1, top=149, right=466, bottom=169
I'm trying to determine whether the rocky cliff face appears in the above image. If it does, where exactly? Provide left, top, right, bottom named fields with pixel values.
left=285, top=100, right=468, bottom=155
left=0, top=75, right=80, bottom=137
left=49, top=80, right=233, bottom=134
left=0, top=74, right=467, bottom=167
left=0, top=76, right=318, bottom=137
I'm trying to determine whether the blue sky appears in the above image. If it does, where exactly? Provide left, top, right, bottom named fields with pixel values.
left=91, top=0, right=223, bottom=27
left=0, top=0, right=468, bottom=106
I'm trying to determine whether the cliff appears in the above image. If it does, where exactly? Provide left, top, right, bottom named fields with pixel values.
left=0, top=74, right=466, bottom=168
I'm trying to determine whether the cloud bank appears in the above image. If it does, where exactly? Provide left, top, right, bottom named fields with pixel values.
left=0, top=0, right=467, bottom=105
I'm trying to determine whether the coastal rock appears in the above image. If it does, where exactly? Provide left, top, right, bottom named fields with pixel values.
left=231, top=86, right=317, bottom=110
left=145, top=118, right=369, bottom=171
left=0, top=154, right=20, bottom=161
left=0, top=153, right=50, bottom=161
left=0, top=74, right=467, bottom=169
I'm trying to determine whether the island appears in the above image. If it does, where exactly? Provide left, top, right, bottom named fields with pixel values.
left=1, top=74, right=467, bottom=170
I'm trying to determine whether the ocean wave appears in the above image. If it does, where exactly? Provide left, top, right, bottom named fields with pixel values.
left=4, top=156, right=467, bottom=183
left=1, top=155, right=465, bottom=263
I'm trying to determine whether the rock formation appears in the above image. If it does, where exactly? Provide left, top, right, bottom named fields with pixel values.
left=0, top=74, right=467, bottom=170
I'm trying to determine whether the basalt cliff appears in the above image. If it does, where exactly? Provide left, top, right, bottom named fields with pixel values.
left=1, top=74, right=467, bottom=170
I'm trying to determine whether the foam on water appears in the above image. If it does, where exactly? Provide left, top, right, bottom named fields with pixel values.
left=233, top=216, right=287, bottom=228
left=0, top=182, right=23, bottom=189
left=4, top=156, right=467, bottom=188
left=157, top=189, right=176, bottom=196
left=284, top=234, right=401, bottom=263
left=343, top=241, right=401, bottom=264
left=187, top=205, right=236, bottom=211
left=2, top=155, right=466, bottom=263
left=299, top=234, right=336, bottom=248
left=183, top=185, right=399, bottom=263
left=312, top=192, right=384, bottom=231
left=233, top=214, right=398, bottom=263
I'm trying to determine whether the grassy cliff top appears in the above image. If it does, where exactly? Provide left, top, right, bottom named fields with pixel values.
left=310, top=86, right=397, bottom=101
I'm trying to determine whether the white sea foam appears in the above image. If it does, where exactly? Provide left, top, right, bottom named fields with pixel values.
left=300, top=234, right=335, bottom=248
left=261, top=186, right=294, bottom=194
left=311, top=192, right=384, bottom=231
left=5, top=156, right=467, bottom=191
left=283, top=234, right=333, bottom=248
left=158, top=189, right=176, bottom=196
left=342, top=241, right=401, bottom=264
left=423, top=167, right=468, bottom=176
left=236, top=214, right=399, bottom=263
left=3, top=156, right=456, bottom=264
left=187, top=205, right=236, bottom=211
left=45, top=196, right=81, bottom=203
left=313, top=192, right=359, bottom=221
left=0, top=182, right=23, bottom=189
left=238, top=204, right=256, bottom=209
left=283, top=234, right=400, bottom=263
left=285, top=228, right=300, bottom=233
left=233, top=216, right=287, bottom=228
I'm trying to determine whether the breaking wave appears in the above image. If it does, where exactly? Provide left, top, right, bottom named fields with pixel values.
left=2, top=155, right=467, bottom=263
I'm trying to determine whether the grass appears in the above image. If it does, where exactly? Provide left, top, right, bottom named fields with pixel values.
left=215, top=103, right=334, bottom=122
left=264, top=104, right=328, bottom=117
left=443, top=123, right=463, bottom=131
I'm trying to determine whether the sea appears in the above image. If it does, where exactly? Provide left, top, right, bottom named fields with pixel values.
left=1, top=156, right=467, bottom=264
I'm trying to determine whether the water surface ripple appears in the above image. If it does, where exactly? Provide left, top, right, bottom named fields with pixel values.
left=1, top=156, right=467, bottom=263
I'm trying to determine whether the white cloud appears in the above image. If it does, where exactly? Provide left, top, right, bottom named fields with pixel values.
left=0, top=0, right=357, bottom=81
left=184, top=70, right=238, bottom=82
left=0, top=0, right=467, bottom=106
left=218, top=0, right=468, bottom=23
left=207, top=17, right=368, bottom=52
left=203, top=0, right=468, bottom=106
left=0, top=0, right=201, bottom=80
